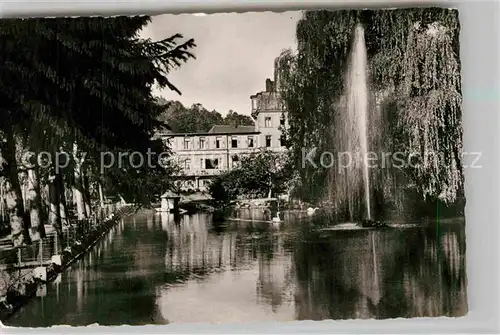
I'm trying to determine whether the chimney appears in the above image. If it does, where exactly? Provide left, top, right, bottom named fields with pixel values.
left=265, top=78, right=274, bottom=92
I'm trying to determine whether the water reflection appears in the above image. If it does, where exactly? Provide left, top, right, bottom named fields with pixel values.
left=291, top=222, right=467, bottom=320
left=5, top=211, right=467, bottom=326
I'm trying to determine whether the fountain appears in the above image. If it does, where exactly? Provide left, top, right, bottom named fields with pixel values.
left=331, top=23, right=373, bottom=222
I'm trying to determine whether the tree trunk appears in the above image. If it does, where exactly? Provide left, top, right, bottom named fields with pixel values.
left=26, top=167, right=46, bottom=241
left=2, top=131, right=30, bottom=247
left=48, top=172, right=62, bottom=236
left=98, top=182, right=105, bottom=221
left=4, top=179, right=27, bottom=247
left=36, top=169, right=49, bottom=232
left=19, top=170, right=28, bottom=209
left=0, top=179, right=7, bottom=224
left=18, top=169, right=33, bottom=239
left=82, top=171, right=92, bottom=219
left=56, top=173, right=69, bottom=227
left=42, top=184, right=50, bottom=223
left=98, top=183, right=104, bottom=206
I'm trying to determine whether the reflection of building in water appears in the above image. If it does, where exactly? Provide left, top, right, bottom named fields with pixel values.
left=147, top=215, right=153, bottom=230
left=162, top=214, right=256, bottom=273
left=159, top=212, right=172, bottom=231
left=161, top=213, right=297, bottom=314
left=255, top=234, right=296, bottom=312
left=156, top=214, right=297, bottom=323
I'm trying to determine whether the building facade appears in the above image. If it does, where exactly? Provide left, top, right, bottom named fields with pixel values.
left=251, top=78, right=288, bottom=151
left=157, top=65, right=287, bottom=192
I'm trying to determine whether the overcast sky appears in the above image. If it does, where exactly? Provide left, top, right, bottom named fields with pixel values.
left=140, top=11, right=302, bottom=116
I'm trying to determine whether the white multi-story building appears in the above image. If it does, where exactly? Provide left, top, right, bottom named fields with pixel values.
left=156, top=64, right=287, bottom=192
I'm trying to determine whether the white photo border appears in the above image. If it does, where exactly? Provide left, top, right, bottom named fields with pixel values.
left=0, top=1, right=498, bottom=334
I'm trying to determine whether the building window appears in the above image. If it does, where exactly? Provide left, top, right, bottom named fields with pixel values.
left=183, top=138, right=190, bottom=150
left=264, top=117, right=272, bottom=127
left=247, top=136, right=254, bottom=148
left=280, top=115, right=285, bottom=126
left=205, top=158, right=219, bottom=170
left=199, top=137, right=206, bottom=149
left=232, top=155, right=239, bottom=168
left=216, top=137, right=222, bottom=149
left=266, top=135, right=272, bottom=147
left=231, top=136, right=238, bottom=148
left=184, top=159, right=191, bottom=170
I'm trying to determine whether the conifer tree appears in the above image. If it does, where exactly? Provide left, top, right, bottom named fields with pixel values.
left=0, top=16, right=196, bottom=245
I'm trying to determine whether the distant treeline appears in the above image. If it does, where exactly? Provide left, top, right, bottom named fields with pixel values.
left=156, top=97, right=254, bottom=133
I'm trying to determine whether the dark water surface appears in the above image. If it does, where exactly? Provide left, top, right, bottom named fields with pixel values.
left=5, top=210, right=467, bottom=326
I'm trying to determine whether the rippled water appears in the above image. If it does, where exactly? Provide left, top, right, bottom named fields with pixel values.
left=5, top=210, right=467, bottom=326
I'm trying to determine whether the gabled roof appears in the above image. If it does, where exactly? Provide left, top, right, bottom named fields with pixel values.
left=208, top=125, right=256, bottom=134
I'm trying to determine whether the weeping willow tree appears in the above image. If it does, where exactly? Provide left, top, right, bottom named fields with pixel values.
left=278, top=8, right=463, bottom=219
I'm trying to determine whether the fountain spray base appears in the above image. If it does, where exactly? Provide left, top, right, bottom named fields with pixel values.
left=360, top=219, right=388, bottom=228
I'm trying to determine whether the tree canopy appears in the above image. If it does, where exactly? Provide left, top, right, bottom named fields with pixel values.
left=157, top=101, right=254, bottom=133
left=0, top=16, right=196, bottom=207
left=209, top=150, right=292, bottom=203
left=0, top=16, right=197, bottom=245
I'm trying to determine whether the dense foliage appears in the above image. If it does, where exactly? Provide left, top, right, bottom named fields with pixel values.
left=278, top=8, right=463, bottom=216
left=157, top=100, right=254, bottom=133
left=209, top=150, right=292, bottom=203
left=0, top=16, right=195, bottom=245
